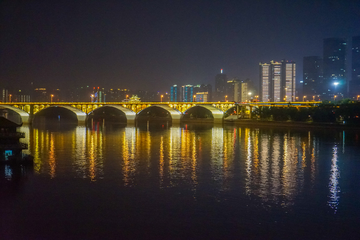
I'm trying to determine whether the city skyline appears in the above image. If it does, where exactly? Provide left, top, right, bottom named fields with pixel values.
left=1, top=1, right=359, bottom=92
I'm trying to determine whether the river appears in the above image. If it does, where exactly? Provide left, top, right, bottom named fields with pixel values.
left=1, top=122, right=360, bottom=239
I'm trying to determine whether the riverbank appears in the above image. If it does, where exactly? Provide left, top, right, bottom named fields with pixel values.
left=224, top=118, right=360, bottom=129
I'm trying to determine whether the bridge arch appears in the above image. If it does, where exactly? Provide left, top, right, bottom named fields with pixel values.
left=137, top=105, right=182, bottom=123
left=33, top=106, right=87, bottom=124
left=0, top=105, right=30, bottom=124
left=183, top=105, right=224, bottom=123
left=87, top=105, right=136, bottom=123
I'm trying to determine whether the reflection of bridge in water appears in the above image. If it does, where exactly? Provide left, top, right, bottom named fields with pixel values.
left=0, top=101, right=320, bottom=124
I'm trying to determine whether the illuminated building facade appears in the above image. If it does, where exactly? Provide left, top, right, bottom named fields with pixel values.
left=14, top=90, right=31, bottom=102
left=259, top=60, right=296, bottom=102
left=233, top=81, right=240, bottom=102
left=323, top=38, right=347, bottom=99
left=1, top=89, right=9, bottom=103
left=351, top=36, right=360, bottom=97
left=283, top=61, right=296, bottom=101
left=194, top=84, right=212, bottom=102
left=170, top=85, right=179, bottom=102
left=226, top=79, right=239, bottom=102
left=180, top=85, right=194, bottom=102
left=303, top=56, right=323, bottom=97
left=92, top=87, right=105, bottom=103
left=215, top=69, right=227, bottom=101
left=33, top=88, right=48, bottom=102
left=240, top=81, right=248, bottom=103
left=195, top=92, right=208, bottom=102
left=259, top=63, right=271, bottom=102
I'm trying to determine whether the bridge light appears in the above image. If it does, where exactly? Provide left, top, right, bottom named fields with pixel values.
left=161, top=95, right=164, bottom=102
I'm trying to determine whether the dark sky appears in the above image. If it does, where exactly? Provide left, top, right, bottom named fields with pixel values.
left=1, top=0, right=360, bottom=92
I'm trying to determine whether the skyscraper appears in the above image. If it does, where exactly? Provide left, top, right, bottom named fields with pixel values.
left=259, top=63, right=271, bottom=102
left=193, top=84, right=212, bottom=101
left=259, top=60, right=296, bottom=102
left=215, top=69, right=227, bottom=101
left=283, top=61, right=296, bottom=101
left=226, top=78, right=239, bottom=102
left=240, top=78, right=256, bottom=102
left=170, top=85, right=179, bottom=102
left=303, top=56, right=323, bottom=98
left=323, top=38, right=347, bottom=99
left=180, top=85, right=194, bottom=102
left=351, top=36, right=360, bottom=98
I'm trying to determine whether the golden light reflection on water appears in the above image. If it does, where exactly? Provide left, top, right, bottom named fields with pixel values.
left=211, top=127, right=224, bottom=182
left=28, top=126, right=104, bottom=180
left=328, top=145, right=340, bottom=213
left=23, top=124, right=345, bottom=208
left=169, top=127, right=181, bottom=183
left=122, top=127, right=136, bottom=186
left=49, top=133, right=56, bottom=178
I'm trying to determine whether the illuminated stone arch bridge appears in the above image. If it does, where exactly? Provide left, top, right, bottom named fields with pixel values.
left=0, top=101, right=319, bottom=124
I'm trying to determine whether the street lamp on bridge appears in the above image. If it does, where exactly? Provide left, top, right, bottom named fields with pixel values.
left=51, top=94, right=54, bottom=103
left=225, top=95, right=228, bottom=102
left=303, top=96, right=306, bottom=102
left=90, top=94, right=94, bottom=102
left=161, top=95, right=164, bottom=102
left=9, top=94, right=12, bottom=103
left=193, top=95, right=196, bottom=102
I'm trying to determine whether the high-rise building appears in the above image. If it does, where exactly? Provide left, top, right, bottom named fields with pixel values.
left=240, top=81, right=249, bottom=103
left=1, top=89, right=9, bottom=102
left=283, top=61, right=296, bottom=101
left=259, top=63, right=271, bottom=102
left=351, top=36, right=360, bottom=98
left=303, top=56, right=323, bottom=98
left=215, top=69, right=227, bottom=101
left=170, top=85, right=179, bottom=102
left=259, top=60, right=296, bottom=102
left=323, top=38, right=347, bottom=99
left=200, top=84, right=212, bottom=102
left=92, top=87, right=106, bottom=103
left=195, top=92, right=208, bottom=102
left=240, top=79, right=256, bottom=102
left=180, top=85, right=194, bottom=102
left=33, top=88, right=48, bottom=102
left=226, top=78, right=239, bottom=102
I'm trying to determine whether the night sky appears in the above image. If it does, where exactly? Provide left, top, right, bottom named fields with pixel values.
left=1, top=0, right=360, bottom=92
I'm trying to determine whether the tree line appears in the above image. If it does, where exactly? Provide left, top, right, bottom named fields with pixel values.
left=252, top=100, right=360, bottom=125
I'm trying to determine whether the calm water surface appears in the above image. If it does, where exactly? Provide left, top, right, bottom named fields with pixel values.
left=1, top=122, right=360, bottom=239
